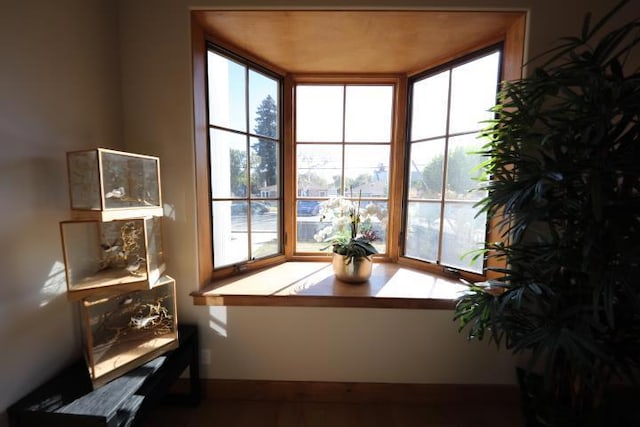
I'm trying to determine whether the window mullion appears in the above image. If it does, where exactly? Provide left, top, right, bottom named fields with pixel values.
left=341, top=85, right=347, bottom=196
left=244, top=66, right=253, bottom=261
left=436, top=70, right=453, bottom=265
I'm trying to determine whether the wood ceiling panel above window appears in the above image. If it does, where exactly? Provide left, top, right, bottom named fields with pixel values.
left=192, top=10, right=525, bottom=74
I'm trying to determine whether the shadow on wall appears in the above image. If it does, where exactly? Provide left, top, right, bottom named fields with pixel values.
left=0, top=154, right=80, bottom=420
left=195, top=304, right=516, bottom=385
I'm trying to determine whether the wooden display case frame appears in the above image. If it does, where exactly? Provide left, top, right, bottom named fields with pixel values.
left=67, top=148, right=164, bottom=222
left=79, top=275, right=179, bottom=388
left=60, top=216, right=166, bottom=300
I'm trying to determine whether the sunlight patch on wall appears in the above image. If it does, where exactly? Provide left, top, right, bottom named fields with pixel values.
left=40, top=261, right=67, bottom=307
left=163, top=203, right=176, bottom=220
left=209, top=306, right=228, bottom=337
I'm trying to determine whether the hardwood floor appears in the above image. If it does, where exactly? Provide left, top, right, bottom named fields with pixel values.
left=142, top=398, right=524, bottom=426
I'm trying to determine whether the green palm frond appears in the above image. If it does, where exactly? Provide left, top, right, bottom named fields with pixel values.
left=455, top=0, right=640, bottom=412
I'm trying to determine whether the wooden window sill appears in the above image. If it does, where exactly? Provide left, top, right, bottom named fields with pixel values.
left=190, top=261, right=468, bottom=309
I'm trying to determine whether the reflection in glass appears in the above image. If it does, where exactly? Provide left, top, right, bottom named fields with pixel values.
left=445, top=133, right=487, bottom=201
left=207, top=51, right=246, bottom=132
left=68, top=150, right=100, bottom=210
left=404, top=201, right=441, bottom=262
left=449, top=51, right=500, bottom=134
left=295, top=200, right=389, bottom=255
left=296, top=200, right=322, bottom=217
left=345, top=85, right=393, bottom=142
left=251, top=203, right=280, bottom=258
left=249, top=70, right=278, bottom=138
left=344, top=145, right=390, bottom=198
left=410, top=70, right=449, bottom=141
left=210, top=129, right=247, bottom=199
left=100, top=152, right=161, bottom=209
left=145, top=216, right=165, bottom=285
left=441, top=203, right=486, bottom=273
left=296, top=85, right=344, bottom=142
left=250, top=137, right=279, bottom=198
left=212, top=201, right=249, bottom=268
left=296, top=144, right=342, bottom=197
left=359, top=200, right=388, bottom=254
left=296, top=220, right=327, bottom=253
left=82, top=277, right=177, bottom=385
left=407, top=139, right=445, bottom=199
left=296, top=199, right=325, bottom=253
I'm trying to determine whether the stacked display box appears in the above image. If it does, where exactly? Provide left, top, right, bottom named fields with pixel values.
left=61, top=148, right=178, bottom=388
left=60, top=217, right=166, bottom=300
left=67, top=148, right=164, bottom=221
left=80, top=276, right=178, bottom=387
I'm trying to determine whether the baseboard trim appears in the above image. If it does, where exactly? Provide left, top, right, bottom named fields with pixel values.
left=175, top=379, right=519, bottom=404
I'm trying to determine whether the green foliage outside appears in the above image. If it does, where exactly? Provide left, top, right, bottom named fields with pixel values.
left=418, top=146, right=483, bottom=199
left=251, top=95, right=278, bottom=194
left=228, top=94, right=278, bottom=197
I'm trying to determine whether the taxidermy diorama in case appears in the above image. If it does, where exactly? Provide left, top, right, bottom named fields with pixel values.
left=67, top=148, right=163, bottom=221
left=60, top=216, right=165, bottom=299
left=59, top=148, right=178, bottom=388
left=80, top=275, right=178, bottom=387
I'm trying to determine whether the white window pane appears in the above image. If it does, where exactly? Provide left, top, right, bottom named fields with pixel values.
left=250, top=137, right=279, bottom=198
left=212, top=201, right=249, bottom=268
left=296, top=199, right=325, bottom=253
left=404, top=201, right=441, bottom=262
left=296, top=200, right=388, bottom=254
left=408, top=139, right=445, bottom=199
left=296, top=144, right=342, bottom=197
left=210, top=129, right=247, bottom=198
left=296, top=86, right=344, bottom=142
left=296, top=210, right=325, bottom=253
left=344, top=145, right=390, bottom=198
left=251, top=203, right=280, bottom=258
left=445, top=134, right=487, bottom=201
left=410, top=70, right=449, bottom=141
left=249, top=70, right=278, bottom=138
left=440, top=203, right=486, bottom=273
left=345, top=85, right=393, bottom=142
left=449, top=51, right=500, bottom=134
left=207, top=51, right=246, bottom=132
left=360, top=200, right=388, bottom=254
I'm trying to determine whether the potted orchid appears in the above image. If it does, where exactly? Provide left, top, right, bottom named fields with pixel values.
left=313, top=192, right=383, bottom=282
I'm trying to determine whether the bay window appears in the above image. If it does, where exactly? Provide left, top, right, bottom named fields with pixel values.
left=203, top=42, right=503, bottom=281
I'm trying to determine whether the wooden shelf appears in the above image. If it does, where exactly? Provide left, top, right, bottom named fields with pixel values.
left=192, top=261, right=468, bottom=309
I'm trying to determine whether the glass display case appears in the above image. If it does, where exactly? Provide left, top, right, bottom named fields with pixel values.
left=60, top=217, right=165, bottom=299
left=67, top=148, right=163, bottom=221
left=80, top=275, right=178, bottom=387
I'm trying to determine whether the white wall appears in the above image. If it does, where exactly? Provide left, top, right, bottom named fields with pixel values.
left=0, top=1, right=122, bottom=425
left=117, top=0, right=636, bottom=386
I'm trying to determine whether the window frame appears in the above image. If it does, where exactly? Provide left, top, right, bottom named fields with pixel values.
left=400, top=44, right=504, bottom=281
left=291, top=78, right=399, bottom=258
left=204, top=43, right=286, bottom=277
left=193, top=19, right=524, bottom=289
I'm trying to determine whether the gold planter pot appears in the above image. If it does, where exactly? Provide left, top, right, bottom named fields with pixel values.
left=332, top=253, right=373, bottom=283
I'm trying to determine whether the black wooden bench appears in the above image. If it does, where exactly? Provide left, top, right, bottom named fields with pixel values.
left=8, top=324, right=200, bottom=427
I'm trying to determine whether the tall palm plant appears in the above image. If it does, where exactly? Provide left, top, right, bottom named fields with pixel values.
left=454, top=1, right=640, bottom=423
